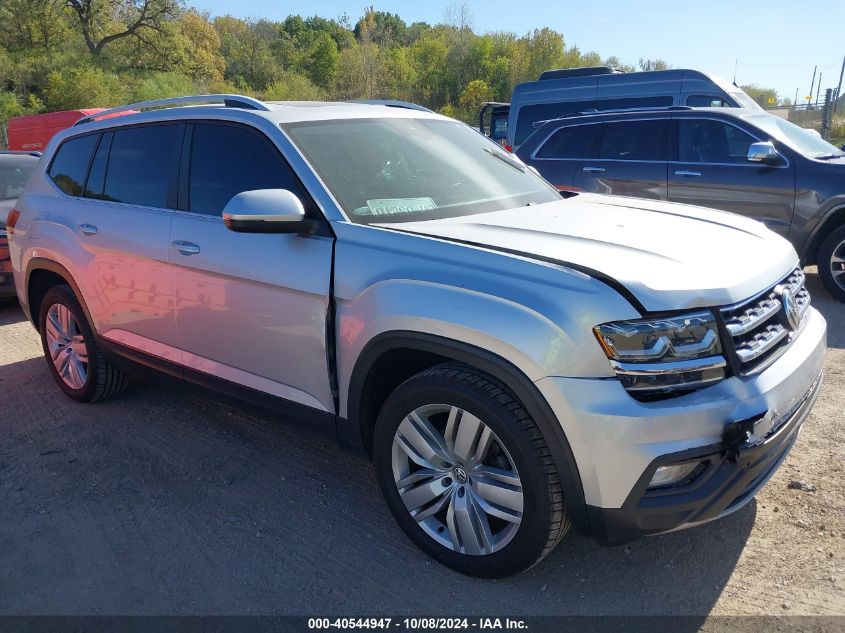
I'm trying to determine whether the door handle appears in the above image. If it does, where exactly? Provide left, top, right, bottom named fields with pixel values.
left=582, top=166, right=606, bottom=173
left=78, top=224, right=98, bottom=236
left=172, top=240, right=200, bottom=256
left=674, top=170, right=702, bottom=177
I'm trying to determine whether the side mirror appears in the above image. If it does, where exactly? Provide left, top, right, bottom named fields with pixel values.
left=222, top=189, right=320, bottom=234
left=747, top=141, right=782, bottom=166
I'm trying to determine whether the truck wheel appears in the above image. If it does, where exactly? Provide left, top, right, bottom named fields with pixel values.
left=373, top=362, right=569, bottom=577
left=38, top=285, right=128, bottom=402
left=818, top=225, right=845, bottom=302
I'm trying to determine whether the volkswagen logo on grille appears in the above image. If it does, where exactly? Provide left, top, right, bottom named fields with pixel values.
left=452, top=466, right=469, bottom=484
left=781, top=288, right=801, bottom=331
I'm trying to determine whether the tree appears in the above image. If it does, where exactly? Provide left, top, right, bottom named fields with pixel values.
left=0, top=0, right=69, bottom=52
left=459, top=79, right=492, bottom=113
left=214, top=16, right=279, bottom=90
left=42, top=66, right=125, bottom=109
left=65, top=0, right=184, bottom=57
left=264, top=70, right=323, bottom=101
left=354, top=8, right=406, bottom=47
left=638, top=58, right=670, bottom=71
left=741, top=84, right=778, bottom=106
left=307, top=32, right=338, bottom=88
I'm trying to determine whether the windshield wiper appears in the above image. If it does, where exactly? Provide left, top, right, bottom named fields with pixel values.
left=483, top=146, right=526, bottom=172
left=814, top=153, right=845, bottom=160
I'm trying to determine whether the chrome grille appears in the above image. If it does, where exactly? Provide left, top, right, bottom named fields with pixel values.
left=722, top=267, right=810, bottom=373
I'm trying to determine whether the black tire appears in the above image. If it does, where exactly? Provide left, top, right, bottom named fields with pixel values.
left=818, top=225, right=845, bottom=302
left=373, top=362, right=569, bottom=577
left=38, top=284, right=128, bottom=403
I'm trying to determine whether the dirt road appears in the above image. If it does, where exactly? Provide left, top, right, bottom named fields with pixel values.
left=1, top=269, right=842, bottom=616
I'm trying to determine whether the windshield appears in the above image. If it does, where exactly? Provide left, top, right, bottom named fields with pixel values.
left=0, top=156, right=38, bottom=200
left=750, top=114, right=843, bottom=158
left=284, top=118, right=561, bottom=224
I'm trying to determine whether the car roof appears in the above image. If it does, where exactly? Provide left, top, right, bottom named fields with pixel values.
left=72, top=99, right=444, bottom=130
left=39, top=96, right=449, bottom=159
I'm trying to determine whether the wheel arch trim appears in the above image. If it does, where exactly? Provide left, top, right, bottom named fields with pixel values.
left=800, top=203, right=845, bottom=264
left=344, top=330, right=591, bottom=536
left=24, top=258, right=93, bottom=329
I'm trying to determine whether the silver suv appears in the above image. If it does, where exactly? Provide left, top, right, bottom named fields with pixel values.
left=8, top=95, right=827, bottom=577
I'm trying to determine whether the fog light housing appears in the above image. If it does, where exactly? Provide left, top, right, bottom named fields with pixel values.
left=648, top=462, right=704, bottom=490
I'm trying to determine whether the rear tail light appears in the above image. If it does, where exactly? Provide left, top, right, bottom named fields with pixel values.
left=504, top=145, right=513, bottom=153
left=6, top=209, right=20, bottom=235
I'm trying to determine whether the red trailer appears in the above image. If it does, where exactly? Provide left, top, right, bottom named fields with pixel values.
left=6, top=109, right=109, bottom=151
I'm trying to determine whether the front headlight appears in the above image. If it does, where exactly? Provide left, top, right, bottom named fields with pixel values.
left=593, top=312, right=726, bottom=397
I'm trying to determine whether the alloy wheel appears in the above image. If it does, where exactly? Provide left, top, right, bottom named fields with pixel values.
left=45, top=303, right=89, bottom=390
left=391, top=404, right=524, bottom=556
left=830, top=240, right=845, bottom=291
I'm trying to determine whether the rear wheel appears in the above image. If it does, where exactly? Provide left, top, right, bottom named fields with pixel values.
left=818, top=225, right=845, bottom=302
left=38, top=285, right=128, bottom=402
left=373, top=363, right=569, bottom=577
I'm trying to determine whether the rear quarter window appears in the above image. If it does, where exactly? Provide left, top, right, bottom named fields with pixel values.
left=48, top=134, right=99, bottom=196
left=535, top=124, right=601, bottom=159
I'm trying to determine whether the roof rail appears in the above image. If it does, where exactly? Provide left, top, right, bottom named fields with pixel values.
left=538, top=66, right=622, bottom=81
left=73, top=94, right=270, bottom=126
left=351, top=99, right=433, bottom=113
left=532, top=105, right=694, bottom=128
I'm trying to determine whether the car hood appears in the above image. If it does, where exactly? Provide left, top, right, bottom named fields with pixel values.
left=377, top=193, right=798, bottom=312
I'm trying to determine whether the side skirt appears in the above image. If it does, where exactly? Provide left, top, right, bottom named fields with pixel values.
left=99, top=339, right=340, bottom=443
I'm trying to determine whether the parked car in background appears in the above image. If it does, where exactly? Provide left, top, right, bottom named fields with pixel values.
left=6, top=108, right=136, bottom=153
left=8, top=95, right=826, bottom=577
left=479, top=66, right=761, bottom=151
left=517, top=106, right=845, bottom=302
left=0, top=151, right=40, bottom=300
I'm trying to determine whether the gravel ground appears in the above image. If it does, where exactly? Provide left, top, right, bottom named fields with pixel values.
left=0, top=268, right=842, bottom=617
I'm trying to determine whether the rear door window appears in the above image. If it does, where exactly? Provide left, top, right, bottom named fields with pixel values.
left=678, top=119, right=756, bottom=163
left=102, top=124, right=182, bottom=208
left=598, top=120, right=670, bottom=161
left=535, top=124, right=600, bottom=159
left=48, top=134, right=98, bottom=196
left=187, top=123, right=305, bottom=216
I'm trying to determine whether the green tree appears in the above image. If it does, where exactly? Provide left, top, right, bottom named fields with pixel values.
left=42, top=66, right=125, bottom=109
left=263, top=70, right=323, bottom=100
left=459, top=79, right=492, bottom=111
left=307, top=32, right=338, bottom=88
left=741, top=84, right=778, bottom=106
left=214, top=16, right=279, bottom=90
left=638, top=57, right=670, bottom=71
left=65, top=0, right=185, bottom=57
left=0, top=0, right=69, bottom=52
left=354, top=8, right=406, bottom=47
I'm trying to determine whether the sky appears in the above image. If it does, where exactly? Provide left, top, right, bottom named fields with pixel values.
left=191, top=0, right=845, bottom=103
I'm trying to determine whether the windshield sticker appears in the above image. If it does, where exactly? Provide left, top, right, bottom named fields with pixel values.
left=361, top=197, right=438, bottom=216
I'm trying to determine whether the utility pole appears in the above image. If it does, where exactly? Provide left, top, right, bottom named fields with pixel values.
left=821, top=89, right=833, bottom=140
left=808, top=66, right=817, bottom=110
left=836, top=56, right=845, bottom=113
left=794, top=87, right=799, bottom=111
left=815, top=72, right=823, bottom=108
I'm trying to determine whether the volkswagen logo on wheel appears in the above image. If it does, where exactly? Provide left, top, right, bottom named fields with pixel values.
left=780, top=288, right=801, bottom=331
left=452, top=466, right=469, bottom=484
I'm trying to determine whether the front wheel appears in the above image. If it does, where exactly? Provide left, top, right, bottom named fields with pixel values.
left=373, top=363, right=569, bottom=577
left=818, top=225, right=845, bottom=302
